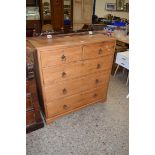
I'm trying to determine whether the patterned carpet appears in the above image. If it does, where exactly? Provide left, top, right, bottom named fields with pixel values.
left=26, top=75, right=129, bottom=155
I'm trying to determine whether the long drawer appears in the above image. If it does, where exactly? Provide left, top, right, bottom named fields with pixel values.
left=40, top=46, right=82, bottom=68
left=46, top=86, right=107, bottom=118
left=44, top=71, right=110, bottom=102
left=42, top=55, right=113, bottom=86
left=83, top=42, right=115, bottom=60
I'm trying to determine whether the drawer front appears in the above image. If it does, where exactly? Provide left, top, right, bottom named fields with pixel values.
left=44, top=77, right=83, bottom=102
left=81, top=70, right=110, bottom=92
left=42, top=61, right=82, bottom=85
left=26, top=111, right=35, bottom=126
left=42, top=55, right=113, bottom=86
left=40, top=46, right=82, bottom=68
left=46, top=93, right=82, bottom=118
left=82, top=54, right=114, bottom=75
left=81, top=86, right=107, bottom=106
left=83, top=42, right=115, bottom=60
left=44, top=70, right=109, bottom=103
left=46, top=87, right=107, bottom=118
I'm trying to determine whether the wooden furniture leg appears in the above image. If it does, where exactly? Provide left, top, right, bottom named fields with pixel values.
left=114, top=64, right=119, bottom=77
left=122, top=68, right=125, bottom=75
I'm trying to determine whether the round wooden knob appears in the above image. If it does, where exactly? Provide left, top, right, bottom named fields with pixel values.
left=97, top=64, right=101, bottom=69
left=62, top=72, right=66, bottom=77
left=61, top=55, right=66, bottom=61
left=98, top=48, right=103, bottom=54
left=63, top=104, right=68, bottom=109
left=62, top=88, right=67, bottom=94
left=93, top=93, right=97, bottom=98
left=96, top=79, right=99, bottom=84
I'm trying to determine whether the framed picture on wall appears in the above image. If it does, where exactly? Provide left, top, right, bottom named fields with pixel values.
left=105, top=3, right=116, bottom=11
left=116, top=0, right=125, bottom=11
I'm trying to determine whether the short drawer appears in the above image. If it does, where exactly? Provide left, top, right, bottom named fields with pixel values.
left=46, top=86, right=107, bottom=118
left=40, top=46, right=82, bottom=68
left=82, top=54, right=114, bottom=75
left=83, top=42, right=115, bottom=60
left=42, top=61, right=82, bottom=85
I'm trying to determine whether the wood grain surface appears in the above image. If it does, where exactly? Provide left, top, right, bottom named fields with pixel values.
left=27, top=33, right=116, bottom=124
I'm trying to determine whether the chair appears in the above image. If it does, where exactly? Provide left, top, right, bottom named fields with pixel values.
left=114, top=51, right=129, bottom=85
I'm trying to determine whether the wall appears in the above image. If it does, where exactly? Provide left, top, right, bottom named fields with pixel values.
left=95, top=0, right=129, bottom=19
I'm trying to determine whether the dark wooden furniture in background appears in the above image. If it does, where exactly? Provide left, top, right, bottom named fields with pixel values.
left=40, top=0, right=73, bottom=32
left=26, top=20, right=41, bottom=36
left=26, top=44, right=44, bottom=133
left=26, top=0, right=39, bottom=6
left=26, top=0, right=41, bottom=36
left=51, top=0, right=64, bottom=30
left=39, top=0, right=51, bottom=25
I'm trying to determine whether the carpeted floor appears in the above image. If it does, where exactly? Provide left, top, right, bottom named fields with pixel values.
left=26, top=75, right=129, bottom=155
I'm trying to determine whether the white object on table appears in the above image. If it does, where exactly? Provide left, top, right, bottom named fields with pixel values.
left=115, top=51, right=129, bottom=69
left=114, top=51, right=129, bottom=85
left=47, top=35, right=52, bottom=39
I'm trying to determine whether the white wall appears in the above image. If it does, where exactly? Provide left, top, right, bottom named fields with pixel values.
left=95, top=0, right=129, bottom=19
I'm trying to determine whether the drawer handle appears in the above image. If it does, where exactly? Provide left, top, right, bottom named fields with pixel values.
left=122, top=58, right=126, bottom=60
left=93, top=93, right=97, bottom=98
left=62, top=72, right=66, bottom=78
left=63, top=104, right=68, bottom=109
left=98, top=48, right=103, bottom=54
left=62, top=88, right=67, bottom=94
left=121, top=63, right=125, bottom=65
left=96, top=79, right=99, bottom=84
left=97, top=64, right=101, bottom=69
left=61, top=55, right=66, bottom=61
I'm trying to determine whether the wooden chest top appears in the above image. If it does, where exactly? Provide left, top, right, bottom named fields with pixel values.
left=27, top=33, right=116, bottom=50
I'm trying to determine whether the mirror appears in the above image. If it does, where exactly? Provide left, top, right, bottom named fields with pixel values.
left=41, top=0, right=52, bottom=25
left=64, top=0, right=73, bottom=30
left=116, top=0, right=124, bottom=11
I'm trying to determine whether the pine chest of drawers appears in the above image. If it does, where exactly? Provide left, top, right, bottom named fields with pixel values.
left=27, top=34, right=116, bottom=124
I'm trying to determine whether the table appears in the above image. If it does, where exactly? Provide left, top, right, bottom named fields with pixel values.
left=114, top=51, right=129, bottom=85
